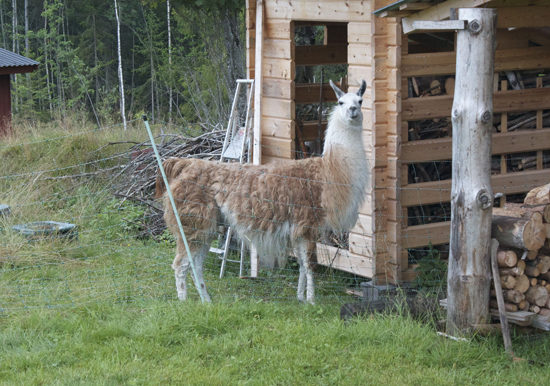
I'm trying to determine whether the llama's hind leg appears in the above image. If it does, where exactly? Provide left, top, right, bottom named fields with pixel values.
left=172, top=239, right=212, bottom=302
left=296, top=241, right=316, bottom=305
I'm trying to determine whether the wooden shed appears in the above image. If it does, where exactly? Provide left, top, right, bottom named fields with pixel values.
left=0, top=48, right=39, bottom=136
left=246, top=0, right=550, bottom=284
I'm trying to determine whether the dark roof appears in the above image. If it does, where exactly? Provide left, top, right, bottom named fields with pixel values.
left=0, top=48, right=39, bottom=69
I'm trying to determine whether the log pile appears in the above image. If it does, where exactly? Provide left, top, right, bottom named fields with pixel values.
left=489, top=183, right=550, bottom=329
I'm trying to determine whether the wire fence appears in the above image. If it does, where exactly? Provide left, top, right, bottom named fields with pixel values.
left=1, top=116, right=549, bottom=312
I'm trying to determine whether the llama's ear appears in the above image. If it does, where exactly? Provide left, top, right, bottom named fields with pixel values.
left=356, top=79, right=367, bottom=97
left=329, top=80, right=345, bottom=100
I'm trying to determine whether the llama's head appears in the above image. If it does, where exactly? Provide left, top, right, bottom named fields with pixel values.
left=329, top=79, right=367, bottom=126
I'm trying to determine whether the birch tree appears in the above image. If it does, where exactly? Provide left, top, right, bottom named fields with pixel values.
left=114, top=0, right=126, bottom=130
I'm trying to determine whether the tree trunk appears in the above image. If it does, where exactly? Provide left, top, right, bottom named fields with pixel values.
left=43, top=14, right=52, bottom=114
left=93, top=14, right=99, bottom=107
left=0, top=2, right=6, bottom=49
left=447, top=8, right=497, bottom=336
left=114, top=0, right=127, bottom=130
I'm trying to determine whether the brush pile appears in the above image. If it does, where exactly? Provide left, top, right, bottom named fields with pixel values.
left=108, top=130, right=226, bottom=238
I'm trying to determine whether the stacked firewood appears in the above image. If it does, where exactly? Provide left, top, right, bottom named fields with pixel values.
left=491, top=184, right=550, bottom=319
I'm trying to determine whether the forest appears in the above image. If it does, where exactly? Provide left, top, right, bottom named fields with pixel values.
left=1, top=0, right=245, bottom=129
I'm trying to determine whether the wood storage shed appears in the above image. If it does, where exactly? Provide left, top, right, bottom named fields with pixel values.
left=246, top=0, right=550, bottom=285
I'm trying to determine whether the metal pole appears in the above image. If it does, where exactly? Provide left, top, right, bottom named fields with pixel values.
left=142, top=115, right=207, bottom=303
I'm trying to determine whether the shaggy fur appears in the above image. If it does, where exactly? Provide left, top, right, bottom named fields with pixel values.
left=156, top=80, right=369, bottom=304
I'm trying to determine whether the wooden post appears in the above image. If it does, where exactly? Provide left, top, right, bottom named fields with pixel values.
left=447, top=8, right=497, bottom=336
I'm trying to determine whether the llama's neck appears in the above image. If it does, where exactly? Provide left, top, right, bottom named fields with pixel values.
left=323, top=113, right=366, bottom=164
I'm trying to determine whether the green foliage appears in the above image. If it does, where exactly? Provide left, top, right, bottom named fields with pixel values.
left=412, top=243, right=448, bottom=290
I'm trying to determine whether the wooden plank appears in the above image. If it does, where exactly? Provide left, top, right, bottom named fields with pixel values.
left=263, top=57, right=294, bottom=80
left=379, top=10, right=416, bottom=18
left=263, top=78, right=294, bottom=100
left=254, top=0, right=264, bottom=168
left=402, top=0, right=493, bottom=34
left=402, top=87, right=550, bottom=121
left=497, top=7, right=550, bottom=29
left=400, top=3, right=436, bottom=10
left=402, top=127, right=550, bottom=163
left=409, top=20, right=466, bottom=33
left=348, top=65, right=372, bottom=87
left=295, top=44, right=348, bottom=66
left=300, top=121, right=327, bottom=141
left=264, top=0, right=371, bottom=22
left=348, top=22, right=372, bottom=44
left=400, top=221, right=450, bottom=248
left=261, top=97, right=295, bottom=120
left=401, top=168, right=550, bottom=207
left=295, top=83, right=338, bottom=104
left=348, top=44, right=371, bottom=66
left=349, top=233, right=374, bottom=257
left=261, top=117, right=295, bottom=139
left=317, top=244, right=374, bottom=278
left=263, top=39, right=294, bottom=60
left=402, top=46, right=550, bottom=77
left=261, top=136, right=294, bottom=157
left=265, top=20, right=293, bottom=39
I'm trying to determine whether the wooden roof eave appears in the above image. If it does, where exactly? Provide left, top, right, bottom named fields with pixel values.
left=0, top=64, right=39, bottom=76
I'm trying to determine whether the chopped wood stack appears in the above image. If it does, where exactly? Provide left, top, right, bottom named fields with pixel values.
left=490, top=184, right=550, bottom=328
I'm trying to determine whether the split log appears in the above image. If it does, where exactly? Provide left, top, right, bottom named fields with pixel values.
left=529, top=277, right=538, bottom=286
left=547, top=297, right=550, bottom=309
left=490, top=299, right=518, bottom=312
left=492, top=215, right=545, bottom=251
left=513, top=275, right=530, bottom=293
left=532, top=255, right=550, bottom=274
left=496, top=203, right=550, bottom=223
left=497, top=250, right=517, bottom=267
left=525, top=285, right=549, bottom=307
left=528, top=250, right=539, bottom=260
left=539, top=271, right=550, bottom=281
left=524, top=184, right=550, bottom=206
left=499, top=266, right=524, bottom=277
left=546, top=284, right=550, bottom=293
left=524, top=265, right=541, bottom=277
left=518, top=300, right=528, bottom=311
left=500, top=275, right=516, bottom=290
left=444, top=77, right=455, bottom=96
left=539, top=308, right=550, bottom=317
left=538, top=280, right=547, bottom=286
left=529, top=305, right=541, bottom=314
left=516, top=260, right=526, bottom=271
left=491, top=289, right=525, bottom=303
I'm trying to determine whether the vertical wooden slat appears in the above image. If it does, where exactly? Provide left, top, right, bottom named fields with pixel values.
left=537, top=77, right=544, bottom=169
left=500, top=79, right=508, bottom=206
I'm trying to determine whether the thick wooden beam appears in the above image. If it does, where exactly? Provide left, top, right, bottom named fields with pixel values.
left=408, top=20, right=466, bottom=34
left=295, top=83, right=339, bottom=104
left=402, top=86, right=550, bottom=121
left=295, top=44, right=348, bottom=66
left=0, top=65, right=38, bottom=75
left=265, top=0, right=371, bottom=22
left=401, top=169, right=550, bottom=207
left=497, top=6, right=550, bottom=29
left=316, top=245, right=374, bottom=278
left=402, top=46, right=550, bottom=77
left=401, top=221, right=451, bottom=248
left=402, top=0, right=493, bottom=34
left=379, top=10, right=416, bottom=18
left=401, top=127, right=550, bottom=163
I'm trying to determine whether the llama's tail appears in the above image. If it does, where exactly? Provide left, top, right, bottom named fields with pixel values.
left=155, top=158, right=194, bottom=198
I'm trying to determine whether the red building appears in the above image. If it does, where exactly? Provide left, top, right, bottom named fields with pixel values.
left=0, top=48, right=39, bottom=136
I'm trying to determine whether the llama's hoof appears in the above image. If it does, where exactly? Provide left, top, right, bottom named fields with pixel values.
left=297, top=297, right=306, bottom=304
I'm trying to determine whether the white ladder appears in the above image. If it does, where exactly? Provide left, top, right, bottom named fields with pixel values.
left=210, top=79, right=254, bottom=278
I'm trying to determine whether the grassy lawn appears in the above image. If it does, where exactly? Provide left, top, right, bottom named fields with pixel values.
left=0, top=299, right=549, bottom=386
left=1, top=119, right=549, bottom=385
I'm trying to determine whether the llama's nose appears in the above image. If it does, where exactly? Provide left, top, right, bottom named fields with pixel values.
left=349, top=106, right=358, bottom=118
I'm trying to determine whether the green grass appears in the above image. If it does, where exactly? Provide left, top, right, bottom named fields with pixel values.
left=1, top=119, right=549, bottom=385
left=0, top=300, right=549, bottom=385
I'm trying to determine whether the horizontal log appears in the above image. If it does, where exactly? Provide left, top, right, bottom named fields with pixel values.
left=400, top=221, right=450, bottom=248
left=295, top=83, right=339, bottom=104
left=401, top=169, right=550, bottom=207
left=492, top=215, right=545, bottom=251
left=402, top=87, right=550, bottom=121
left=497, top=250, right=517, bottom=268
left=514, top=274, right=530, bottom=294
left=295, top=44, right=347, bottom=66
left=402, top=46, right=550, bottom=77
left=401, top=128, right=550, bottom=163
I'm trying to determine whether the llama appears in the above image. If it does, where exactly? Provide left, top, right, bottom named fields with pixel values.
left=156, top=80, right=369, bottom=304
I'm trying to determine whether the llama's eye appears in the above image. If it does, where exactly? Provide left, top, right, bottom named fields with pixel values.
left=338, top=101, right=343, bottom=105
left=359, top=100, right=363, bottom=105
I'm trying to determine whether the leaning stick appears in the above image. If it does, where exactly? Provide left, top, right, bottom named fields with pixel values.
left=490, top=238, right=513, bottom=357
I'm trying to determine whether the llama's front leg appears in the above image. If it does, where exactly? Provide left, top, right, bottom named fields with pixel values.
left=297, top=261, right=307, bottom=303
